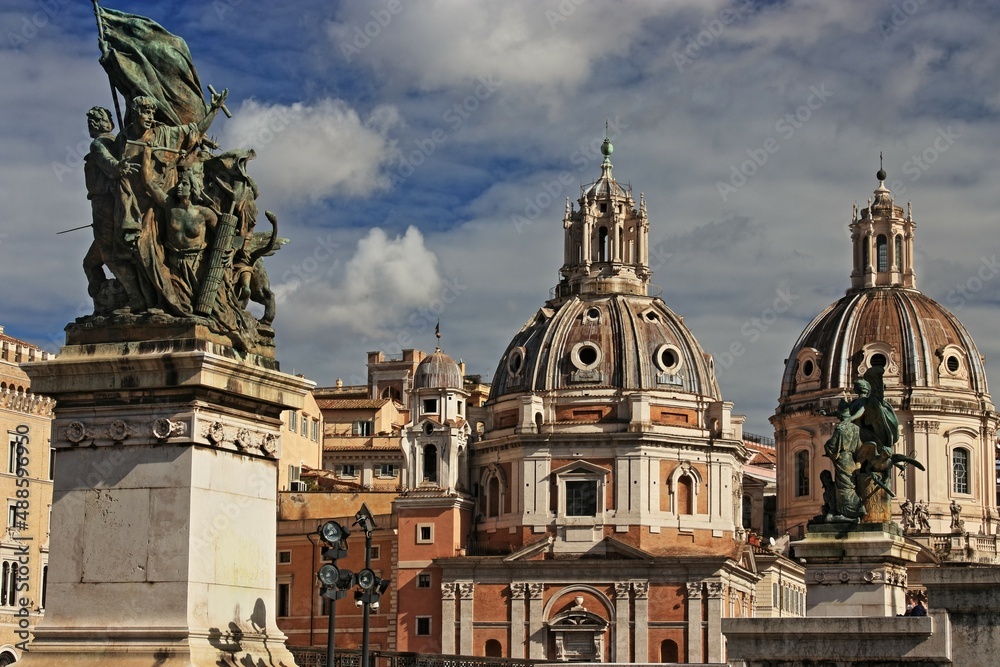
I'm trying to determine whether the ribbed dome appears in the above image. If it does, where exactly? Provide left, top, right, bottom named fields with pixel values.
left=490, top=294, right=720, bottom=400
left=779, top=287, right=989, bottom=401
left=414, top=349, right=463, bottom=389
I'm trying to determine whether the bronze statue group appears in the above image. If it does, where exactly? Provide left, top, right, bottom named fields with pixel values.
left=80, top=5, right=279, bottom=352
left=818, top=365, right=925, bottom=525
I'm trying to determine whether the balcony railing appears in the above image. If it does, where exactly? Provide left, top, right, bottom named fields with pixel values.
left=289, top=648, right=545, bottom=667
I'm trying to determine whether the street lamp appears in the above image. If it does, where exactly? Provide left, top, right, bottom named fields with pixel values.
left=354, top=504, right=391, bottom=667
left=317, top=520, right=352, bottom=667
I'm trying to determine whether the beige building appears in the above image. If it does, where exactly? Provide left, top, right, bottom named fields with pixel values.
left=0, top=327, right=54, bottom=665
left=279, top=389, right=323, bottom=492
left=773, top=169, right=1000, bottom=555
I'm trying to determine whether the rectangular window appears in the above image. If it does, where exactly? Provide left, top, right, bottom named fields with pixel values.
left=277, top=582, right=291, bottom=618
left=417, top=573, right=432, bottom=588
left=339, top=464, right=357, bottom=478
left=953, top=448, right=969, bottom=494
left=278, top=550, right=292, bottom=564
left=352, top=420, right=373, bottom=437
left=565, top=480, right=598, bottom=516
left=7, top=435, right=18, bottom=475
left=415, top=616, right=432, bottom=636
left=422, top=399, right=438, bottom=414
left=378, top=463, right=396, bottom=478
left=288, top=412, right=297, bottom=434
left=311, top=419, right=320, bottom=442
left=370, top=545, right=380, bottom=560
left=417, top=524, right=433, bottom=544
left=795, top=451, right=810, bottom=497
left=49, top=448, right=55, bottom=481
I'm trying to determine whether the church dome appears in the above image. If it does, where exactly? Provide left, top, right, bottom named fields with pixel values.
left=778, top=288, right=989, bottom=404
left=414, top=349, right=463, bottom=390
left=490, top=293, right=720, bottom=400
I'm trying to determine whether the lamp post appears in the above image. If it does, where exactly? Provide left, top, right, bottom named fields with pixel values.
left=317, top=520, right=353, bottom=667
left=354, top=504, right=376, bottom=667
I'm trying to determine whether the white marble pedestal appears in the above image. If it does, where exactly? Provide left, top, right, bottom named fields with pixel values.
left=794, top=522, right=918, bottom=618
left=20, top=331, right=311, bottom=666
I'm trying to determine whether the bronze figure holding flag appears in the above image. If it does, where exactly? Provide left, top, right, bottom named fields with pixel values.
left=76, top=2, right=282, bottom=354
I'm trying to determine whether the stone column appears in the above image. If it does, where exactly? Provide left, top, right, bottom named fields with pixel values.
left=632, top=581, right=649, bottom=662
left=441, top=582, right=457, bottom=654
left=613, top=582, right=631, bottom=662
left=510, top=583, right=527, bottom=658
left=458, top=582, right=475, bottom=655
left=528, top=583, right=545, bottom=659
left=685, top=581, right=703, bottom=663
left=20, top=332, right=311, bottom=667
left=706, top=581, right=725, bottom=663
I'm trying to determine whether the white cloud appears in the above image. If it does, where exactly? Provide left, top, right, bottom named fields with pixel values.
left=275, top=225, right=444, bottom=340
left=218, top=98, right=400, bottom=202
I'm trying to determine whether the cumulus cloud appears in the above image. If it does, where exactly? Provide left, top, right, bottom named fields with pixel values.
left=218, top=98, right=400, bottom=203
left=275, top=226, right=444, bottom=340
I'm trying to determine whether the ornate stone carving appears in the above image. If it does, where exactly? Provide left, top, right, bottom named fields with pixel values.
left=528, top=583, right=544, bottom=600
left=106, top=419, right=130, bottom=442
left=65, top=421, right=88, bottom=444
left=205, top=421, right=226, bottom=445
left=458, top=582, right=474, bottom=599
left=441, top=583, right=457, bottom=600
left=151, top=417, right=182, bottom=440
left=233, top=427, right=252, bottom=451
left=614, top=582, right=630, bottom=599
left=632, top=581, right=649, bottom=599
left=510, top=582, right=527, bottom=600
left=706, top=582, right=724, bottom=598
left=686, top=582, right=703, bottom=598
left=259, top=433, right=278, bottom=457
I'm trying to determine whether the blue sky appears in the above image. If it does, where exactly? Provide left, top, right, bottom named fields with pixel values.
left=3, top=0, right=1000, bottom=433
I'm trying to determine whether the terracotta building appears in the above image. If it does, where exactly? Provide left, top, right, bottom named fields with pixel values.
left=275, top=142, right=800, bottom=663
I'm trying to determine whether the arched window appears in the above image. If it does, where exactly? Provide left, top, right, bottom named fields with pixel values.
left=676, top=475, right=693, bottom=514
left=487, top=476, right=501, bottom=518
left=876, top=234, right=888, bottom=272
left=598, top=227, right=608, bottom=262
left=894, top=235, right=903, bottom=270
left=484, top=639, right=503, bottom=657
left=423, top=445, right=438, bottom=483
left=952, top=448, right=969, bottom=494
left=660, top=639, right=679, bottom=662
left=795, top=450, right=810, bottom=497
